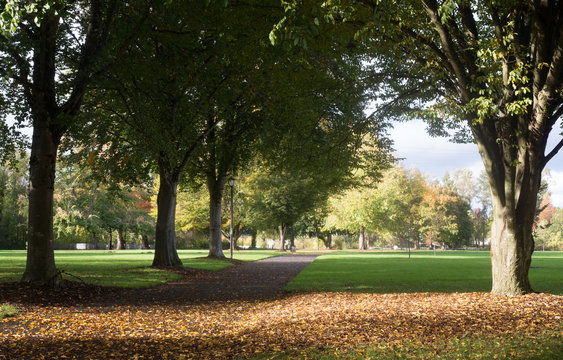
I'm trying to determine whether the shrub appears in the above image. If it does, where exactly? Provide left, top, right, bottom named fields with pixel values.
left=0, top=303, right=19, bottom=319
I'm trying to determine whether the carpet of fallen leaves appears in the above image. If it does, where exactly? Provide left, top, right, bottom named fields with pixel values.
left=1, top=289, right=562, bottom=359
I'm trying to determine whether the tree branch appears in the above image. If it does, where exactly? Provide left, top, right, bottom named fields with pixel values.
left=61, top=0, right=119, bottom=117
left=420, top=0, right=471, bottom=102
left=542, top=137, right=563, bottom=168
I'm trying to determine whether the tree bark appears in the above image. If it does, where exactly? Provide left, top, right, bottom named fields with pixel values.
left=21, top=121, right=60, bottom=285
left=116, top=229, right=126, bottom=250
left=250, top=230, right=257, bottom=248
left=489, top=202, right=534, bottom=294
left=108, top=230, right=113, bottom=250
left=141, top=235, right=150, bottom=249
left=207, top=174, right=226, bottom=258
left=485, top=156, right=539, bottom=295
left=279, top=224, right=287, bottom=251
left=152, top=170, right=182, bottom=266
left=358, top=226, right=367, bottom=250
left=289, top=225, right=295, bottom=249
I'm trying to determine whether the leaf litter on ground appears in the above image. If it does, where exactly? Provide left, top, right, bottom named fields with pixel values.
left=0, top=281, right=561, bottom=359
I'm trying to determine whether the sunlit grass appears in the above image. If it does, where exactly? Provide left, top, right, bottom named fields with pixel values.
left=286, top=250, right=563, bottom=295
left=257, top=327, right=563, bottom=360
left=0, top=249, right=280, bottom=287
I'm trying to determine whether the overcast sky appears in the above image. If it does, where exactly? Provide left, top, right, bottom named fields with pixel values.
left=388, top=119, right=563, bottom=208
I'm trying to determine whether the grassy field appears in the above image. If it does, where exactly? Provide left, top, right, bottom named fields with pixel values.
left=287, top=250, right=563, bottom=295
left=2, top=249, right=561, bottom=293
left=0, top=249, right=280, bottom=287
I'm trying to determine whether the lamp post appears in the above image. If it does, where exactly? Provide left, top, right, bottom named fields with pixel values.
left=228, top=177, right=235, bottom=260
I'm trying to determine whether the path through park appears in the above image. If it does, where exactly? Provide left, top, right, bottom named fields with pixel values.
left=139, top=254, right=320, bottom=303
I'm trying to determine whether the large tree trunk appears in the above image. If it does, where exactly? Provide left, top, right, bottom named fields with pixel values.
left=152, top=170, right=182, bottom=266
left=250, top=230, right=257, bottom=249
left=475, top=115, right=544, bottom=295
left=207, top=175, right=226, bottom=258
left=289, top=225, right=295, bottom=249
left=141, top=235, right=150, bottom=250
left=358, top=226, right=367, bottom=250
left=489, top=203, right=535, bottom=294
left=279, top=224, right=287, bottom=251
left=486, top=161, right=539, bottom=295
left=415, top=0, right=563, bottom=295
left=116, top=229, right=126, bottom=250
left=16, top=4, right=117, bottom=285
left=22, top=122, right=60, bottom=285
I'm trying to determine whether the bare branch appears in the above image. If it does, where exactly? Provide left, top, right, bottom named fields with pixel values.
left=542, top=137, right=563, bottom=168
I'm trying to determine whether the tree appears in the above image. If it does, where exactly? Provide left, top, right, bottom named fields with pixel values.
left=70, top=0, right=266, bottom=265
left=278, top=0, right=563, bottom=294
left=536, top=193, right=557, bottom=227
left=420, top=185, right=474, bottom=248
left=534, top=207, right=563, bottom=250
left=245, top=166, right=327, bottom=250
left=326, top=165, right=425, bottom=249
left=449, top=169, right=477, bottom=204
left=193, top=0, right=393, bottom=257
left=52, top=163, right=154, bottom=249
left=0, top=1, right=133, bottom=284
left=326, top=186, right=381, bottom=249
left=173, top=179, right=249, bottom=250
left=377, top=166, right=427, bottom=249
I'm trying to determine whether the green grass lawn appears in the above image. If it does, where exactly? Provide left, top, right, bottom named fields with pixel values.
left=286, top=250, right=563, bottom=295
left=0, top=249, right=280, bottom=288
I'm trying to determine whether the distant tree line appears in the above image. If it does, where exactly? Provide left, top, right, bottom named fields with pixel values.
left=1, top=154, right=561, bottom=252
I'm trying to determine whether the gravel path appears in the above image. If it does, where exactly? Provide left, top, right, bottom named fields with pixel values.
left=137, top=254, right=319, bottom=304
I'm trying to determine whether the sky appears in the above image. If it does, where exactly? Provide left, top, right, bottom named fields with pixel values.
left=388, top=119, right=563, bottom=208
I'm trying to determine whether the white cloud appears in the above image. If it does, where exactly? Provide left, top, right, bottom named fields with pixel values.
left=545, top=169, right=563, bottom=208
left=389, top=119, right=483, bottom=180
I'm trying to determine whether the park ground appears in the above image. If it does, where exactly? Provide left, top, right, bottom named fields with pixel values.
left=0, top=250, right=562, bottom=359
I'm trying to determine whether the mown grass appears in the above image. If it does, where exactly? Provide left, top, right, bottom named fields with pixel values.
left=286, top=250, right=563, bottom=295
left=256, top=328, right=563, bottom=360
left=0, top=249, right=280, bottom=287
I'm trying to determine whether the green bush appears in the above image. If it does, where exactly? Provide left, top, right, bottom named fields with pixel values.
left=332, top=234, right=356, bottom=249
left=186, top=237, right=230, bottom=250
left=188, top=237, right=210, bottom=249
left=0, top=303, right=19, bottom=319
